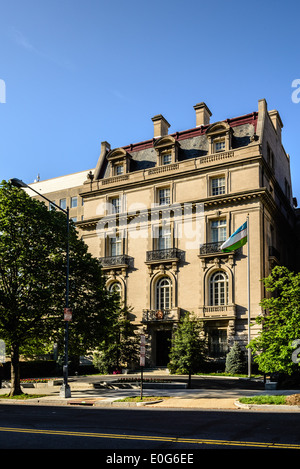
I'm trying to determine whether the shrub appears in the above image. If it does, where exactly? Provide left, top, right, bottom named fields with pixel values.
left=225, top=342, right=245, bottom=374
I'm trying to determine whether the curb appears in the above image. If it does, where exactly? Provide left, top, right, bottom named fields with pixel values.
left=234, top=400, right=300, bottom=411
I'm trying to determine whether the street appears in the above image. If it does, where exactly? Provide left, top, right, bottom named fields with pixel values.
left=0, top=403, right=299, bottom=455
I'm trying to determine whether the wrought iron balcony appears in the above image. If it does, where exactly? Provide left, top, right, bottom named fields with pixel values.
left=99, top=254, right=130, bottom=268
left=146, top=248, right=181, bottom=263
left=199, top=241, right=224, bottom=256
left=142, top=308, right=180, bottom=322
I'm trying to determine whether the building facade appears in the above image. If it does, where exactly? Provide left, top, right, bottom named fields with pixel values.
left=28, top=99, right=297, bottom=367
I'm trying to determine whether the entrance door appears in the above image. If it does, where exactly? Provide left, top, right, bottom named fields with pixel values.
left=155, top=330, right=172, bottom=366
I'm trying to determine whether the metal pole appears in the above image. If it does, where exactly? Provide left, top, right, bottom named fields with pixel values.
left=60, top=207, right=71, bottom=397
left=140, top=366, right=143, bottom=401
left=247, top=214, right=251, bottom=378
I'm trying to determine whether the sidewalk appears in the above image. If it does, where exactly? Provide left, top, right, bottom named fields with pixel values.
left=1, top=373, right=300, bottom=411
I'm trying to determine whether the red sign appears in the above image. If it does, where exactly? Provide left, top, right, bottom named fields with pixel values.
left=140, top=335, right=146, bottom=367
left=140, top=355, right=145, bottom=367
left=64, top=308, right=72, bottom=321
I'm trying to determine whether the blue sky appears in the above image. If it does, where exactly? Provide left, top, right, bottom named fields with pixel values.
left=1, top=0, right=300, bottom=199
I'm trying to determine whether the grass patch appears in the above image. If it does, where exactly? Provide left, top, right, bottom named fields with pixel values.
left=0, top=393, right=47, bottom=400
left=115, top=396, right=169, bottom=403
left=239, top=395, right=287, bottom=405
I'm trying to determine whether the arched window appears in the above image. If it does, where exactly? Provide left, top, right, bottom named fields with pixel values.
left=109, top=282, right=121, bottom=296
left=156, top=277, right=172, bottom=311
left=209, top=271, right=228, bottom=306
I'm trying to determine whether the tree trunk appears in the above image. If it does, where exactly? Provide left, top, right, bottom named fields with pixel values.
left=10, top=344, right=23, bottom=396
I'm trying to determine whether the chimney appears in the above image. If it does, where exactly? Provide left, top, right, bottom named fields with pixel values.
left=268, top=109, right=283, bottom=142
left=151, top=114, right=170, bottom=138
left=193, top=102, right=212, bottom=126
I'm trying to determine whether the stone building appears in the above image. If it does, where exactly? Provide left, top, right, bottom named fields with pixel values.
left=28, top=98, right=297, bottom=367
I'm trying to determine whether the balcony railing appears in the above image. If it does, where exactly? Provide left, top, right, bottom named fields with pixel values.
left=199, top=241, right=224, bottom=256
left=146, top=248, right=181, bottom=262
left=99, top=254, right=130, bottom=267
left=199, top=304, right=236, bottom=319
left=142, top=309, right=180, bottom=322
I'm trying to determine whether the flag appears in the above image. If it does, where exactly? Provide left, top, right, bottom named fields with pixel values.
left=220, top=221, right=247, bottom=252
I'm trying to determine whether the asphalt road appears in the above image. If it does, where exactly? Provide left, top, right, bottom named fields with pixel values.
left=0, top=402, right=299, bottom=455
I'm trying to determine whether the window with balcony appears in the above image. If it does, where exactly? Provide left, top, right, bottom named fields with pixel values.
left=109, top=234, right=122, bottom=257
left=158, top=226, right=172, bottom=250
left=209, top=271, right=228, bottom=306
left=211, top=219, right=227, bottom=243
left=156, top=277, right=172, bottom=310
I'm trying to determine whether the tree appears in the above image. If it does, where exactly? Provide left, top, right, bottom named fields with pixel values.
left=93, top=307, right=140, bottom=374
left=249, top=265, right=300, bottom=375
left=168, top=312, right=206, bottom=388
left=225, top=341, right=245, bottom=374
left=0, top=181, right=117, bottom=395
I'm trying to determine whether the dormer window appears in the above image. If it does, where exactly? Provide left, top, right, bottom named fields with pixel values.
left=153, top=135, right=180, bottom=166
left=205, top=121, right=232, bottom=155
left=106, top=148, right=132, bottom=176
left=115, top=164, right=124, bottom=175
left=162, top=152, right=172, bottom=165
left=214, top=139, right=225, bottom=153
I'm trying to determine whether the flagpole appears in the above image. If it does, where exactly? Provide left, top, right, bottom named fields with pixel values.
left=247, top=213, right=251, bottom=378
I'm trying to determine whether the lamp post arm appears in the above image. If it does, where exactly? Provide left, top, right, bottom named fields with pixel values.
left=9, top=179, right=67, bottom=215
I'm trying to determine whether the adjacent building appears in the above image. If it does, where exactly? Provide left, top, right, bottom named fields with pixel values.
left=28, top=98, right=297, bottom=367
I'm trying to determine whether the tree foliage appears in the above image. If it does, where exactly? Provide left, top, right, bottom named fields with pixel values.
left=249, top=265, right=300, bottom=374
left=0, top=181, right=117, bottom=394
left=93, top=307, right=140, bottom=373
left=225, top=341, right=245, bottom=374
left=168, top=312, right=206, bottom=385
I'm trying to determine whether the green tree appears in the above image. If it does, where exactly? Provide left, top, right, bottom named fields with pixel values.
left=225, top=341, right=245, bottom=374
left=168, top=312, right=205, bottom=387
left=249, top=265, right=300, bottom=375
left=0, top=181, right=117, bottom=395
left=93, top=307, right=140, bottom=373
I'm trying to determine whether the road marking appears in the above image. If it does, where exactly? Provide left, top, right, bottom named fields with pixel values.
left=0, top=426, right=299, bottom=449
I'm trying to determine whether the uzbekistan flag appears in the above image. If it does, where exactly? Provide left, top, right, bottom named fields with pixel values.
left=220, top=221, right=247, bottom=252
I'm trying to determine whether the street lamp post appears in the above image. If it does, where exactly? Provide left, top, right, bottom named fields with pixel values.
left=9, top=178, right=71, bottom=398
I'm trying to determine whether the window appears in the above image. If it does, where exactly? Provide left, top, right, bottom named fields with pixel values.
left=71, top=196, right=78, bottom=208
left=158, top=226, right=171, bottom=250
left=111, top=196, right=121, bottom=214
left=162, top=152, right=172, bottom=165
left=71, top=216, right=77, bottom=222
left=60, top=198, right=67, bottom=210
left=209, top=329, right=228, bottom=357
left=210, top=271, right=228, bottom=306
left=211, top=177, right=225, bottom=196
left=156, top=277, right=172, bottom=310
left=109, top=282, right=121, bottom=295
left=211, top=219, right=227, bottom=243
left=110, top=234, right=122, bottom=256
left=158, top=188, right=170, bottom=205
left=115, top=164, right=124, bottom=175
left=49, top=201, right=56, bottom=211
left=214, top=139, right=225, bottom=152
